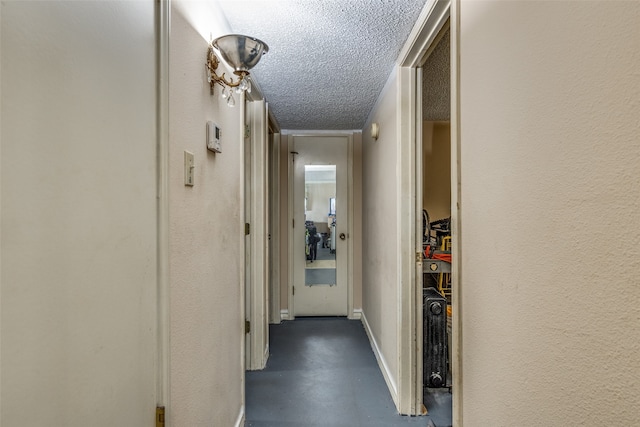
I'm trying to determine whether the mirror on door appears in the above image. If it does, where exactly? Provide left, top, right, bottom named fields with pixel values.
left=304, top=165, right=336, bottom=287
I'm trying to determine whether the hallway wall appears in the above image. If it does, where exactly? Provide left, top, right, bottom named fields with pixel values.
left=361, top=69, right=401, bottom=402
left=458, top=1, right=640, bottom=425
left=1, top=1, right=158, bottom=425
left=169, top=2, right=245, bottom=425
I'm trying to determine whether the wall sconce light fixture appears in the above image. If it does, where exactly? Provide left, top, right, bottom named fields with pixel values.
left=371, top=122, right=380, bottom=140
left=206, top=34, right=269, bottom=107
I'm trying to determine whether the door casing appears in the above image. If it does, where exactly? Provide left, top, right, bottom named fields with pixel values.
left=394, top=0, right=456, bottom=417
left=244, top=99, right=270, bottom=371
left=286, top=131, right=358, bottom=320
left=291, top=135, right=348, bottom=316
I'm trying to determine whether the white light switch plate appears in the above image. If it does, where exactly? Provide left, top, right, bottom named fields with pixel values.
left=184, top=151, right=194, bottom=186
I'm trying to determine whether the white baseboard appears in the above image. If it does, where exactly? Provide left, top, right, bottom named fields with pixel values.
left=350, top=308, right=363, bottom=320
left=262, top=344, right=269, bottom=369
left=280, top=309, right=290, bottom=321
left=234, top=405, right=244, bottom=427
left=360, top=311, right=399, bottom=408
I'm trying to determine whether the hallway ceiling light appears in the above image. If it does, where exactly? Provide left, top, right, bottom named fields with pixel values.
left=206, top=34, right=269, bottom=107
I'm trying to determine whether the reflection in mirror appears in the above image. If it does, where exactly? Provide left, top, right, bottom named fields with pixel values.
left=304, top=165, right=336, bottom=286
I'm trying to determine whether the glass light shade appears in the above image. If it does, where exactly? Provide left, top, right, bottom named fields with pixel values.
left=212, top=34, right=269, bottom=73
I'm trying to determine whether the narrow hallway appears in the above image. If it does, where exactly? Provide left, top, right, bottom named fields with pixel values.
left=245, top=318, right=448, bottom=427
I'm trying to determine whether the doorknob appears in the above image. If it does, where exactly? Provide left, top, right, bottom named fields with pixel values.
left=339, top=233, right=346, bottom=240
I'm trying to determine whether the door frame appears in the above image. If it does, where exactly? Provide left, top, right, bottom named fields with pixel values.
left=244, top=99, right=270, bottom=370
left=286, top=131, right=357, bottom=320
left=268, top=130, right=282, bottom=324
left=156, top=0, right=170, bottom=415
left=395, top=0, right=458, bottom=417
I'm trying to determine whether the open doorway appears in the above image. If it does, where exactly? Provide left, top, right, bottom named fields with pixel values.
left=419, top=21, right=453, bottom=422
left=391, top=0, right=456, bottom=418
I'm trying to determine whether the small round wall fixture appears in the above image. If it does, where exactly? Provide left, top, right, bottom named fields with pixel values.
left=371, top=122, right=380, bottom=140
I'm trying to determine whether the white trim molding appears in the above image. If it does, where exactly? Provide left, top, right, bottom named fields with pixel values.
left=450, top=1, right=463, bottom=425
left=361, top=312, right=399, bottom=408
left=156, top=0, right=171, bottom=413
left=280, top=309, right=290, bottom=321
left=350, top=308, right=363, bottom=320
left=234, top=405, right=245, bottom=427
left=398, top=0, right=451, bottom=67
left=246, top=99, right=269, bottom=371
left=396, top=65, right=419, bottom=416
left=269, top=132, right=282, bottom=325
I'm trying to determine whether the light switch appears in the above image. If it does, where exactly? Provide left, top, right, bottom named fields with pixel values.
left=184, top=151, right=194, bottom=186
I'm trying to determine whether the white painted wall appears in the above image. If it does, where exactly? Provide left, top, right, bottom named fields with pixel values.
left=458, top=1, right=640, bottom=425
left=361, top=70, right=400, bottom=401
left=1, top=1, right=157, bottom=425
left=168, top=2, right=245, bottom=424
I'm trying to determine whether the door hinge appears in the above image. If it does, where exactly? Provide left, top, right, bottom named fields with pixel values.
left=245, top=223, right=250, bottom=235
left=293, top=286, right=295, bottom=296
left=416, top=251, right=423, bottom=263
left=245, top=320, right=251, bottom=334
left=292, top=219, right=295, bottom=228
left=156, top=406, right=165, bottom=427
left=244, top=124, right=251, bottom=139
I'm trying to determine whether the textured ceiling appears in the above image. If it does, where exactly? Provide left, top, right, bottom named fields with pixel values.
left=422, top=27, right=450, bottom=121
left=217, top=0, right=428, bottom=130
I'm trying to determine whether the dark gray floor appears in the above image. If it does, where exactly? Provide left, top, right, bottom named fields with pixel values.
left=245, top=317, right=450, bottom=427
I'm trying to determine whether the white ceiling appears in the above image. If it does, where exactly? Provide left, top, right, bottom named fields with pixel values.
left=217, top=0, right=428, bottom=131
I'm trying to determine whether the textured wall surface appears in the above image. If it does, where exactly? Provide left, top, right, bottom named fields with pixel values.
left=422, top=28, right=450, bottom=121
left=1, top=1, right=157, bottom=425
left=459, top=1, right=640, bottom=425
left=169, top=3, right=244, bottom=425
left=218, top=0, right=428, bottom=130
left=361, top=70, right=400, bottom=396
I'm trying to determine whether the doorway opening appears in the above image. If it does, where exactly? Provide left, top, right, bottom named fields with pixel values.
left=393, top=0, right=457, bottom=419
left=290, top=135, right=351, bottom=318
left=418, top=20, right=453, bottom=421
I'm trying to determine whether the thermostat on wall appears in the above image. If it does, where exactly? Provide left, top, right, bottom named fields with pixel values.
left=207, top=121, right=221, bottom=153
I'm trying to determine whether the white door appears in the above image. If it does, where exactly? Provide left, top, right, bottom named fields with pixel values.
left=293, top=136, right=349, bottom=316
